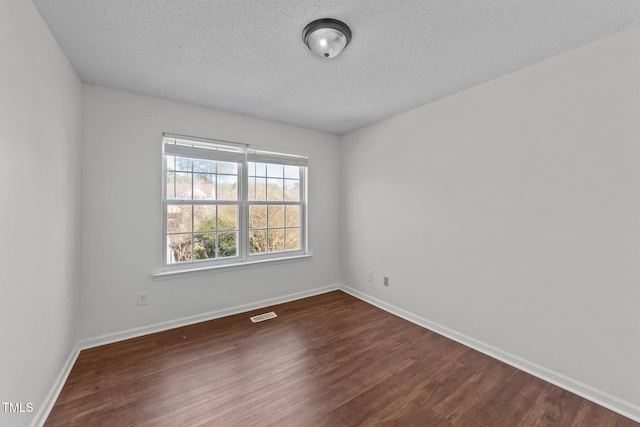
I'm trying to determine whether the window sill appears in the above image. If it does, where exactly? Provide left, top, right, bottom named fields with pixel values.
left=152, top=254, right=312, bottom=281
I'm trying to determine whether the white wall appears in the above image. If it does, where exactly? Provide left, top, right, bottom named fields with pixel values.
left=0, top=1, right=82, bottom=426
left=80, top=85, right=341, bottom=341
left=341, top=26, right=640, bottom=417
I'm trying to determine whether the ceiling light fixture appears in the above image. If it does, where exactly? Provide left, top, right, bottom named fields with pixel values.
left=302, top=18, right=352, bottom=59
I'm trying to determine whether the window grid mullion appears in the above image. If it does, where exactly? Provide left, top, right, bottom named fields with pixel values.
left=214, top=205, right=219, bottom=258
left=190, top=204, right=195, bottom=262
left=266, top=203, right=270, bottom=244
left=166, top=200, right=239, bottom=205
left=172, top=156, right=177, bottom=199
left=238, top=161, right=249, bottom=262
left=247, top=201, right=301, bottom=206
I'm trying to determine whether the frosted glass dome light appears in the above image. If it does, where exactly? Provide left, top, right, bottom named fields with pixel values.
left=302, top=19, right=352, bottom=59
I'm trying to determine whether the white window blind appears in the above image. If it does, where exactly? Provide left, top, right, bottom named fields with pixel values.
left=163, top=133, right=247, bottom=163
left=248, top=149, right=308, bottom=167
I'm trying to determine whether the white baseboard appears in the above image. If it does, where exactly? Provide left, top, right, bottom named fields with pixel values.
left=30, top=343, right=81, bottom=427
left=338, top=284, right=640, bottom=423
left=80, top=284, right=340, bottom=350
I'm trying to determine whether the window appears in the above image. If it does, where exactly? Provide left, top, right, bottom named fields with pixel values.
left=162, top=134, right=307, bottom=270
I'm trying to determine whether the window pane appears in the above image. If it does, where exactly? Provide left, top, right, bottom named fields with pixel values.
left=250, top=230, right=267, bottom=254
left=174, top=172, right=192, bottom=200
left=268, top=205, right=284, bottom=228
left=286, top=228, right=300, bottom=251
left=217, top=175, right=238, bottom=200
left=193, top=232, right=216, bottom=260
left=284, top=179, right=300, bottom=201
left=167, top=233, right=192, bottom=263
left=249, top=205, right=267, bottom=229
left=193, top=158, right=216, bottom=173
left=193, top=174, right=215, bottom=200
left=267, top=163, right=284, bottom=178
left=285, top=205, right=299, bottom=227
left=218, top=205, right=238, bottom=230
left=166, top=155, right=176, bottom=171
left=167, top=204, right=192, bottom=233
left=267, top=178, right=283, bottom=201
left=255, top=162, right=267, bottom=177
left=166, top=172, right=176, bottom=199
left=284, top=165, right=299, bottom=179
left=217, top=161, right=237, bottom=174
left=249, top=177, right=266, bottom=201
left=218, top=232, right=237, bottom=257
left=175, top=157, right=192, bottom=172
left=247, top=162, right=255, bottom=177
left=194, top=205, right=216, bottom=232
left=268, top=229, right=284, bottom=252
left=248, top=177, right=256, bottom=200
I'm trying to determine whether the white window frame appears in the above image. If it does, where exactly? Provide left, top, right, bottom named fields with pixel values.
left=161, top=133, right=308, bottom=273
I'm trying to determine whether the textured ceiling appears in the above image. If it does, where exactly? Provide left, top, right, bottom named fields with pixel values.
left=32, top=1, right=640, bottom=135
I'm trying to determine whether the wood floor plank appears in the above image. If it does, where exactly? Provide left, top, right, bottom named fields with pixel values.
left=475, top=369, right=546, bottom=426
left=44, top=290, right=639, bottom=426
left=571, top=399, right=640, bottom=427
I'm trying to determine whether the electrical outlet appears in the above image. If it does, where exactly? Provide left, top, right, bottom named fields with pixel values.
left=383, top=277, right=389, bottom=287
left=367, top=271, right=372, bottom=281
left=137, top=292, right=148, bottom=306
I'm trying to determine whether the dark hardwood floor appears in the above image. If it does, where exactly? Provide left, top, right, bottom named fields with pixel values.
left=45, top=291, right=638, bottom=426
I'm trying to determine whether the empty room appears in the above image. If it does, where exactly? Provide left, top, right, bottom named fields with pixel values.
left=2, top=0, right=640, bottom=426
